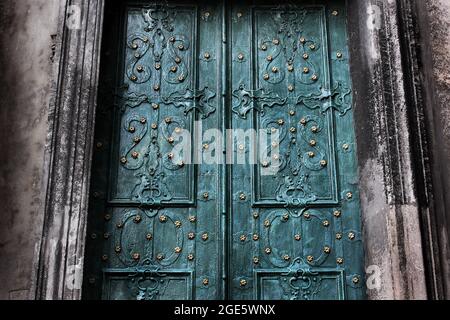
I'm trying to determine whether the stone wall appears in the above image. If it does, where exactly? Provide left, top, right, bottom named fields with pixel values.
left=0, top=0, right=59, bottom=299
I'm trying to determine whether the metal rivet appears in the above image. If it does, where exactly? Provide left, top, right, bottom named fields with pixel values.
left=300, top=118, right=307, bottom=125
left=253, top=234, right=259, bottom=241
left=132, top=253, right=140, bottom=261
left=237, top=12, right=243, bottom=18
left=157, top=253, right=164, bottom=261
left=240, top=235, right=247, bottom=242
left=282, top=213, right=290, bottom=221
left=169, top=36, right=175, bottom=43
left=175, top=247, right=182, bottom=254
left=324, top=246, right=331, bottom=254
left=303, top=67, right=310, bottom=74
left=272, top=66, right=279, bottom=73
left=304, top=212, right=311, bottom=219
left=253, top=257, right=260, bottom=264
left=264, top=220, right=271, bottom=228
left=334, top=210, right=342, bottom=218
left=146, top=233, right=153, bottom=241
left=309, top=44, right=316, bottom=50
left=202, top=233, right=209, bottom=241
left=348, top=232, right=356, bottom=240
left=308, top=151, right=315, bottom=158
left=203, top=192, right=209, bottom=200
left=352, top=276, right=360, bottom=284
left=115, top=246, right=122, bottom=253
left=240, top=279, right=248, bottom=287
left=300, top=37, right=306, bottom=43
left=253, top=212, right=259, bottom=219
left=261, top=161, right=269, bottom=168
left=347, top=192, right=353, bottom=199
left=337, top=258, right=344, bottom=265
left=204, top=52, right=211, bottom=59
left=189, top=216, right=197, bottom=223
left=159, top=215, right=167, bottom=223
left=178, top=44, right=185, bottom=50
left=343, top=143, right=350, bottom=150
left=238, top=53, right=245, bottom=61
left=129, top=126, right=136, bottom=133
left=320, top=160, right=328, bottom=167
left=288, top=85, right=294, bottom=92
left=102, top=254, right=108, bottom=262
left=132, top=151, right=139, bottom=159
left=238, top=144, right=245, bottom=151
left=143, top=37, right=149, bottom=43
left=104, top=214, right=112, bottom=221
left=133, top=136, right=141, bottom=143
left=168, top=153, right=174, bottom=160
left=153, top=85, right=160, bottom=91
left=171, top=66, right=178, bottom=73
left=289, top=110, right=296, bottom=116
left=263, top=73, right=270, bottom=80
left=311, top=126, right=319, bottom=133
left=188, top=232, right=195, bottom=240
left=134, top=215, right=142, bottom=223
left=276, top=119, right=284, bottom=126
left=311, top=74, right=318, bottom=81
left=323, top=220, right=330, bottom=227
left=309, top=140, right=317, bottom=147
left=273, top=39, right=280, bottom=45
left=178, top=75, right=185, bottom=82
left=155, top=63, right=161, bottom=70
left=332, top=10, right=339, bottom=16
left=336, top=233, right=343, bottom=240
left=337, top=52, right=343, bottom=59
left=188, top=254, right=195, bottom=261
left=288, top=65, right=294, bottom=72
left=295, top=234, right=302, bottom=241
left=96, top=142, right=103, bottom=149
left=116, top=222, right=124, bottom=229
left=103, top=233, right=110, bottom=240
left=131, top=43, right=138, bottom=49
left=261, top=44, right=267, bottom=51
left=175, top=57, right=181, bottom=64
left=203, top=278, right=209, bottom=286
left=137, top=65, right=144, bottom=73
left=266, top=55, right=273, bottom=61
left=283, top=254, right=291, bottom=261
left=165, top=117, right=172, bottom=124
left=175, top=221, right=182, bottom=228
left=167, top=137, right=175, bottom=144
left=290, top=127, right=297, bottom=133
left=265, top=247, right=272, bottom=254
left=303, top=53, right=309, bottom=60
left=273, top=154, right=280, bottom=161
left=134, top=53, right=140, bottom=58
left=307, top=255, right=314, bottom=263
left=240, top=193, right=247, bottom=201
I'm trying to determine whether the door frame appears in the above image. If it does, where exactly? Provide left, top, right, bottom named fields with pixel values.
left=35, top=0, right=440, bottom=300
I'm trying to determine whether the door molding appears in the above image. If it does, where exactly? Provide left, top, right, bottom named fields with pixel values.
left=36, top=0, right=435, bottom=300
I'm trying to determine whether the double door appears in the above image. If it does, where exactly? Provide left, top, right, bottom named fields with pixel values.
left=83, top=0, right=365, bottom=300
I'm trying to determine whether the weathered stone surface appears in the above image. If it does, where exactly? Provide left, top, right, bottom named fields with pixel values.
left=0, top=0, right=59, bottom=300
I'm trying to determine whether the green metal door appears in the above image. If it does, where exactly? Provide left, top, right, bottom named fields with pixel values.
left=83, top=0, right=365, bottom=300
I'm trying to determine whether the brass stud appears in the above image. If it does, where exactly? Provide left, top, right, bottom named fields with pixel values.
left=137, top=65, right=144, bottom=73
left=152, top=103, right=159, bottom=110
left=238, top=144, right=245, bottom=151
left=253, top=234, right=259, bottom=241
left=336, top=233, right=343, bottom=240
left=288, top=65, right=294, bottom=72
left=303, top=53, right=309, bottom=60
left=159, top=215, right=168, bottom=223
left=283, top=254, right=291, bottom=261
left=168, top=153, right=174, bottom=160
left=277, top=119, right=285, bottom=125
left=320, top=160, right=328, bottom=167
left=240, top=235, right=247, bottom=242
left=337, top=258, right=344, bottom=265
left=151, top=123, right=158, bottom=130
left=253, top=212, right=259, bottom=219
left=300, top=118, right=307, bottom=125
left=343, top=143, right=350, bottom=151
left=295, top=234, right=302, bottom=241
left=261, top=44, right=267, bottom=51
left=132, top=253, right=140, bottom=261
left=334, top=210, right=342, bottom=218
left=131, top=43, right=138, bottom=49
left=311, top=74, right=318, bottom=81
left=165, top=117, right=172, bottom=124
left=332, top=10, right=339, bottom=16
left=134, top=215, right=142, bottom=223
left=323, top=220, right=330, bottom=227
left=300, top=37, right=306, bottom=43
left=273, top=39, right=280, bottom=45
left=188, top=254, right=195, bottom=261
left=102, top=255, right=108, bottom=262
left=240, top=193, right=247, bottom=201
left=132, top=151, right=139, bottom=159
left=156, top=253, right=164, bottom=261
left=352, top=276, right=360, bottom=284
left=188, top=232, right=195, bottom=240
left=155, top=63, right=161, bottom=70
left=265, top=247, right=272, bottom=255
left=143, top=37, right=149, bottom=43
left=203, top=278, right=209, bottom=286
left=272, top=66, right=279, bottom=73
left=146, top=233, right=153, bottom=241
left=237, top=12, right=243, bottom=18
left=153, top=85, right=160, bottom=91
left=238, top=53, right=245, bottom=61
left=337, top=52, right=343, bottom=59
left=140, top=117, right=147, bottom=124
left=204, top=52, right=211, bottom=59
left=282, top=213, right=290, bottom=221
left=289, top=110, right=296, bottom=116
left=174, top=221, right=182, bottom=228
left=175, top=57, right=181, bottom=64
left=203, top=192, right=209, bottom=200
left=175, top=247, right=182, bottom=254
left=266, top=55, right=273, bottom=62
left=204, top=12, right=210, bottom=18
left=240, top=279, right=248, bottom=287
left=171, top=66, right=178, bottom=73
left=348, top=232, right=356, bottom=240
left=115, top=246, right=122, bottom=253
left=202, top=233, right=209, bottom=241
left=189, top=216, right=197, bottom=223
left=129, top=126, right=136, bottom=133
left=169, top=36, right=175, bottom=43
left=310, top=140, right=317, bottom=147
left=273, top=154, right=280, bottom=161
left=307, top=255, right=314, bottom=263
left=308, top=151, right=315, bottom=158
left=178, top=75, right=185, bottom=82
left=290, top=127, right=297, bottom=133
left=324, top=246, right=331, bottom=254
left=309, top=44, right=316, bottom=50
left=347, top=192, right=353, bottom=199
left=253, top=257, right=260, bottom=264
left=288, top=85, right=294, bottom=92
left=134, top=53, right=140, bottom=59
left=264, top=219, right=271, bottom=228
left=311, top=126, right=319, bottom=133
left=263, top=73, right=270, bottom=80
left=304, top=212, right=311, bottom=219
left=178, top=44, right=185, bottom=50
left=261, top=161, right=269, bottom=168
left=303, top=67, right=310, bottom=74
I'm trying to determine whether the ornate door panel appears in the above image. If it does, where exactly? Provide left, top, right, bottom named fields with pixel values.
left=83, top=0, right=365, bottom=300
left=229, top=0, right=364, bottom=300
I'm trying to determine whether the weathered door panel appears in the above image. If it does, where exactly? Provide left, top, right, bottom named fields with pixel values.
left=229, top=0, right=365, bottom=300
left=83, top=0, right=365, bottom=301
